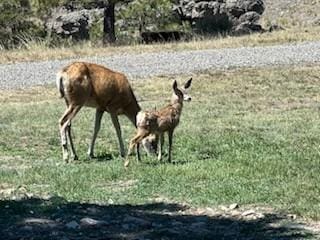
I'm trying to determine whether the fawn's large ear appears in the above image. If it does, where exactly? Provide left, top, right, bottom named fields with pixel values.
left=173, top=80, right=178, bottom=90
left=184, top=78, right=192, bottom=89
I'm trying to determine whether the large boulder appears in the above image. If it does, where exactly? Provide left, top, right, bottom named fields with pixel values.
left=46, top=3, right=103, bottom=41
left=175, top=0, right=265, bottom=35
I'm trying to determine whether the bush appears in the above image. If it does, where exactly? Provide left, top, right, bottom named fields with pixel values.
left=118, top=0, right=183, bottom=42
left=0, top=0, right=46, bottom=49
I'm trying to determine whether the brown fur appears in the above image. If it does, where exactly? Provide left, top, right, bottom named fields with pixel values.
left=57, top=62, right=145, bottom=162
left=125, top=78, right=192, bottom=167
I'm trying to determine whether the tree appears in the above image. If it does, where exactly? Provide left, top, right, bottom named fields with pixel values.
left=103, top=1, right=116, bottom=44
left=102, top=0, right=132, bottom=44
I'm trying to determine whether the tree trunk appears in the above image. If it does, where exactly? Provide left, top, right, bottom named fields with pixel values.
left=103, top=2, right=116, bottom=44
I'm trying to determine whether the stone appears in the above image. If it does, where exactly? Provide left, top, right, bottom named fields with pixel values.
left=80, top=217, right=108, bottom=228
left=242, top=209, right=255, bottom=216
left=65, top=220, right=79, bottom=229
left=229, top=203, right=239, bottom=210
left=175, top=0, right=265, bottom=35
left=23, top=218, right=57, bottom=226
left=46, top=3, right=103, bottom=41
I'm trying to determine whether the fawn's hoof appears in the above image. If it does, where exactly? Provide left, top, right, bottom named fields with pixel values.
left=124, top=159, right=130, bottom=168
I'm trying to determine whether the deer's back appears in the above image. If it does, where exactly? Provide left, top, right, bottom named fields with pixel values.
left=62, top=62, right=137, bottom=114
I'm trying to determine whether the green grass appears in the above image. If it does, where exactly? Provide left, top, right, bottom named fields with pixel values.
left=1, top=65, right=320, bottom=220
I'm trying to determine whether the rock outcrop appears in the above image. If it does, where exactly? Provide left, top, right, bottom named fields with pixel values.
left=175, top=0, right=265, bottom=35
left=46, top=3, right=103, bottom=41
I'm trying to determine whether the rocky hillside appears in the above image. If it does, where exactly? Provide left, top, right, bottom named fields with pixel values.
left=262, top=0, right=320, bottom=27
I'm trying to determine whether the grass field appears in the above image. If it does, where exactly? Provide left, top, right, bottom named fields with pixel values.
left=1, top=64, right=320, bottom=226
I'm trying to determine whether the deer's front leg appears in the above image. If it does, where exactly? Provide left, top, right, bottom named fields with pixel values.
left=111, top=113, right=125, bottom=157
left=167, top=130, right=174, bottom=163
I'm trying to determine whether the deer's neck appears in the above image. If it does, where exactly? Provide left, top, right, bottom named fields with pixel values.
left=170, top=98, right=183, bottom=114
left=124, top=90, right=141, bottom=127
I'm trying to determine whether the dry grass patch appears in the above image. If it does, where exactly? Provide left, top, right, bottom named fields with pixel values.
left=0, top=85, right=57, bottom=104
left=1, top=26, right=320, bottom=64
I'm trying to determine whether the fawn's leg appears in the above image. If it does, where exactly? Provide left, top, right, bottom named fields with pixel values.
left=125, top=129, right=149, bottom=167
left=88, top=109, right=104, bottom=158
left=157, top=133, right=164, bottom=161
left=167, top=129, right=174, bottom=163
left=136, top=143, right=141, bottom=162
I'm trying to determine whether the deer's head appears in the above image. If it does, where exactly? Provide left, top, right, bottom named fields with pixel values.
left=172, top=78, right=193, bottom=104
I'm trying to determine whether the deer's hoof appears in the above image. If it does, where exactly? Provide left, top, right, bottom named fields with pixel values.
left=63, top=153, right=69, bottom=163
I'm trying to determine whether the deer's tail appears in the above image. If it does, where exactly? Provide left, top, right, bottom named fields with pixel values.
left=56, top=71, right=66, bottom=98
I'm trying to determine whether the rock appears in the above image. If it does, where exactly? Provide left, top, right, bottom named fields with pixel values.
left=175, top=0, right=265, bottom=35
left=46, top=3, right=103, bottom=41
left=232, top=22, right=263, bottom=35
left=23, top=218, right=57, bottom=226
left=80, top=217, right=108, bottom=228
left=242, top=209, right=255, bottom=216
left=65, top=220, right=79, bottom=229
left=220, top=205, right=229, bottom=211
left=288, top=214, right=297, bottom=220
left=229, top=203, right=239, bottom=210
left=268, top=24, right=285, bottom=32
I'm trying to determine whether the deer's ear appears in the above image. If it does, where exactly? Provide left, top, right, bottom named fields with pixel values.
left=173, top=80, right=178, bottom=90
left=184, top=78, right=192, bottom=89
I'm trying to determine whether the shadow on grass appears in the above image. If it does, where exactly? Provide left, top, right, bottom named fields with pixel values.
left=0, top=197, right=314, bottom=240
left=91, top=153, right=114, bottom=162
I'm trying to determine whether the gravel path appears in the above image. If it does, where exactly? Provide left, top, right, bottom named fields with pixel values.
left=1, top=41, right=320, bottom=90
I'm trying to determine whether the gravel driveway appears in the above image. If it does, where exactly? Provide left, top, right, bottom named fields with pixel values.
left=1, top=41, right=320, bottom=90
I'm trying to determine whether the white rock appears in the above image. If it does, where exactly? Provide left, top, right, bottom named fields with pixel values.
left=229, top=203, right=239, bottom=210
left=242, top=210, right=255, bottom=216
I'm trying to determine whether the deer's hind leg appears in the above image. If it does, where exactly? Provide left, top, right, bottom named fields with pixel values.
left=59, top=105, right=81, bottom=162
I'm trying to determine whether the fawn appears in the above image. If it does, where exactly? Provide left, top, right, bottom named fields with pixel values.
left=124, top=78, right=192, bottom=167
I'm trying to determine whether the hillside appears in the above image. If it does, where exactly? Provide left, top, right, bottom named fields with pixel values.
left=262, top=0, right=320, bottom=27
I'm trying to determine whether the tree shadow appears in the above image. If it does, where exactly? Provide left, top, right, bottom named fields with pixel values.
left=0, top=197, right=315, bottom=240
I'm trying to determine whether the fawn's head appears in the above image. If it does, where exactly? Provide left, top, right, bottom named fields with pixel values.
left=171, top=78, right=193, bottom=104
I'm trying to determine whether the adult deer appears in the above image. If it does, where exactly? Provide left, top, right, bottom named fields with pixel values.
left=125, top=78, right=192, bottom=167
left=56, top=62, right=155, bottom=162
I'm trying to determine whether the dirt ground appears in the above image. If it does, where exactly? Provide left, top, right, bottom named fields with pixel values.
left=0, top=194, right=319, bottom=240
